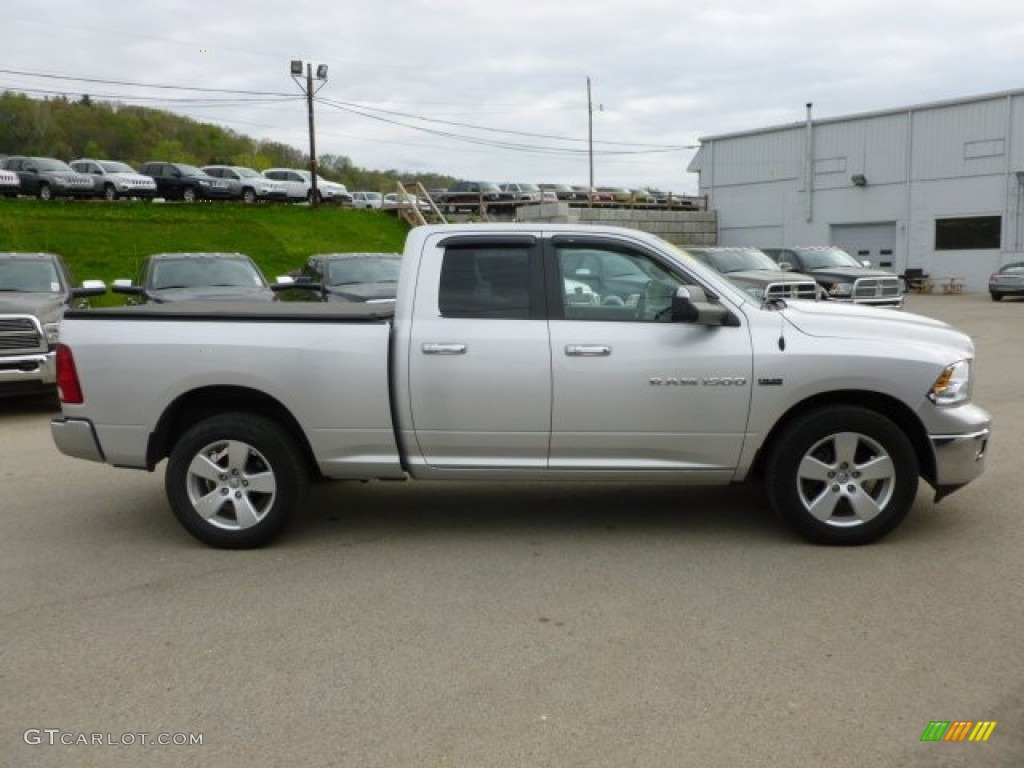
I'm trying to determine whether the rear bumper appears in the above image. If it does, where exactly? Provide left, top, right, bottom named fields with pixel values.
left=51, top=417, right=106, bottom=463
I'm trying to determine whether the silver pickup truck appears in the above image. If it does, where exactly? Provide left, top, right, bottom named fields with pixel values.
left=51, top=224, right=991, bottom=548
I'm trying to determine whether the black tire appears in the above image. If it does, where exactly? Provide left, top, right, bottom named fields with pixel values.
left=165, top=412, right=307, bottom=548
left=103, top=184, right=118, bottom=202
left=182, top=186, right=197, bottom=203
left=991, top=292, right=1003, bottom=302
left=242, top=187, right=256, bottom=204
left=38, top=182, right=52, bottom=201
left=765, top=406, right=918, bottom=545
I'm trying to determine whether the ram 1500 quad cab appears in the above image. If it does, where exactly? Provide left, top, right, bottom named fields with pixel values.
left=51, top=225, right=990, bottom=548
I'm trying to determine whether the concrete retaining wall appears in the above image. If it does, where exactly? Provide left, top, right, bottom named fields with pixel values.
left=517, top=203, right=717, bottom=246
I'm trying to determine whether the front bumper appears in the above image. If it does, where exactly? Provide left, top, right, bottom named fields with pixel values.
left=930, top=427, right=990, bottom=488
left=0, top=351, right=55, bottom=387
left=51, top=417, right=106, bottom=463
left=926, top=401, right=991, bottom=497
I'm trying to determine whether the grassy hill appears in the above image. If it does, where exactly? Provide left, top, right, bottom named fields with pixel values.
left=0, top=199, right=410, bottom=304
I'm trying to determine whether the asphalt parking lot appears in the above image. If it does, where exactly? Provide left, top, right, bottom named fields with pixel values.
left=2, top=293, right=1022, bottom=767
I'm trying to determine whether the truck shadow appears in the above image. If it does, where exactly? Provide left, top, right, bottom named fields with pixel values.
left=291, top=480, right=790, bottom=545
left=0, top=392, right=59, bottom=419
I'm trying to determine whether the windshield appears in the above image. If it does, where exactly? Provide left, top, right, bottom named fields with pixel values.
left=33, top=158, right=74, bottom=172
left=691, top=249, right=780, bottom=273
left=100, top=161, right=135, bottom=173
left=0, top=259, right=62, bottom=293
left=150, top=258, right=266, bottom=290
left=176, top=164, right=204, bottom=177
left=327, top=257, right=401, bottom=286
left=796, top=247, right=862, bottom=270
left=235, top=167, right=260, bottom=178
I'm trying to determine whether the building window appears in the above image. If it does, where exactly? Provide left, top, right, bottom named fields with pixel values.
left=935, top=216, right=1001, bottom=250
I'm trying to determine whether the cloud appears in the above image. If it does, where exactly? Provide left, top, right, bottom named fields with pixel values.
left=2, top=0, right=1022, bottom=193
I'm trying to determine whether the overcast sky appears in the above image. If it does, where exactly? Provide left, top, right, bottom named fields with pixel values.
left=3, top=1, right=1023, bottom=193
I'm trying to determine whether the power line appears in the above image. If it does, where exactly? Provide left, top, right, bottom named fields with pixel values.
left=0, top=68, right=291, bottom=97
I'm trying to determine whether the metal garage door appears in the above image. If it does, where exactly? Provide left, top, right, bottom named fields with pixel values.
left=831, top=223, right=898, bottom=270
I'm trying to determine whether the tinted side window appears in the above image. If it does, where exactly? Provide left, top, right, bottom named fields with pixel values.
left=439, top=247, right=532, bottom=319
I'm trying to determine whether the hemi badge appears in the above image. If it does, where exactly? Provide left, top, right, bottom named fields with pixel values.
left=758, top=378, right=783, bottom=386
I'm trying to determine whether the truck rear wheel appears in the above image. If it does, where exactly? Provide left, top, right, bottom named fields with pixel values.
left=165, top=413, right=307, bottom=548
left=765, top=406, right=918, bottom=545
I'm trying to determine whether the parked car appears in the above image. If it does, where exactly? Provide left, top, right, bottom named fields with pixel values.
left=351, top=191, right=383, bottom=210
left=0, top=167, right=20, bottom=197
left=0, top=252, right=105, bottom=396
left=1, top=156, right=94, bottom=200
left=289, top=252, right=403, bottom=303
left=586, top=188, right=617, bottom=207
left=988, top=262, right=1024, bottom=301
left=540, top=183, right=579, bottom=202
left=382, top=192, right=430, bottom=211
left=762, top=246, right=904, bottom=307
left=112, top=252, right=277, bottom=304
left=200, top=165, right=287, bottom=203
left=137, top=162, right=233, bottom=202
left=261, top=168, right=353, bottom=205
left=436, top=181, right=515, bottom=213
left=684, top=247, right=820, bottom=300
left=68, top=158, right=158, bottom=201
left=498, top=183, right=543, bottom=203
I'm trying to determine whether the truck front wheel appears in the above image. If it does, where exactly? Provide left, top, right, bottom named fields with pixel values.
left=765, top=406, right=918, bottom=545
left=165, top=413, right=307, bottom=548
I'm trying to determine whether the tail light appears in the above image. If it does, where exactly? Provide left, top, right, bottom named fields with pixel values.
left=56, top=343, right=84, bottom=404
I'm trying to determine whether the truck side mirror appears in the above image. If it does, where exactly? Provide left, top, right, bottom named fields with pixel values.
left=671, top=286, right=734, bottom=326
left=111, top=279, right=144, bottom=295
left=71, top=280, right=108, bottom=298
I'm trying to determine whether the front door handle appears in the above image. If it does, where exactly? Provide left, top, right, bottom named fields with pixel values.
left=565, top=344, right=612, bottom=357
left=422, top=342, right=467, bottom=355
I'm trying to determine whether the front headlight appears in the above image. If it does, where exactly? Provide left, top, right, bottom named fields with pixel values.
left=44, top=321, right=60, bottom=345
left=928, top=360, right=971, bottom=406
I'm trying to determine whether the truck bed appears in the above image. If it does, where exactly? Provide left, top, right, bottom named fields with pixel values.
left=57, top=300, right=403, bottom=479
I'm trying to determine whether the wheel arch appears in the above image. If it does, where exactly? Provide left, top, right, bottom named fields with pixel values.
left=750, top=390, right=935, bottom=485
left=146, top=385, right=319, bottom=477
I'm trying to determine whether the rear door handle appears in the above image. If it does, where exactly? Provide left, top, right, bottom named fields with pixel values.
left=565, top=344, right=612, bottom=357
left=422, top=343, right=467, bottom=355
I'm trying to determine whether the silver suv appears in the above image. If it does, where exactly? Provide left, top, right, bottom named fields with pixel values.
left=69, top=159, right=158, bottom=201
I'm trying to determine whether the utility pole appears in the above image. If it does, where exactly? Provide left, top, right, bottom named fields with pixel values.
left=290, top=60, right=328, bottom=209
left=587, top=77, right=603, bottom=192
left=587, top=76, right=594, bottom=191
left=305, top=63, right=318, bottom=208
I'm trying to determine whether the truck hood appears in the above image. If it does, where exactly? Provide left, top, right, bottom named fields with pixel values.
left=780, top=300, right=974, bottom=357
left=726, top=269, right=816, bottom=287
left=148, top=287, right=276, bottom=302
left=807, top=266, right=895, bottom=281
left=326, top=282, right=398, bottom=302
left=0, top=293, right=65, bottom=324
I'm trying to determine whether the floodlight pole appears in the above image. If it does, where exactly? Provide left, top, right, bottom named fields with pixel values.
left=305, top=63, right=318, bottom=208
left=291, top=60, right=327, bottom=209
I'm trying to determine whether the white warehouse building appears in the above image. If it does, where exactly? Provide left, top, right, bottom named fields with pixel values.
left=687, top=88, right=1024, bottom=292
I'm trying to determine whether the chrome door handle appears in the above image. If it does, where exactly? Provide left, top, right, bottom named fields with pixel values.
left=422, top=342, right=467, bottom=355
left=565, top=344, right=611, bottom=357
